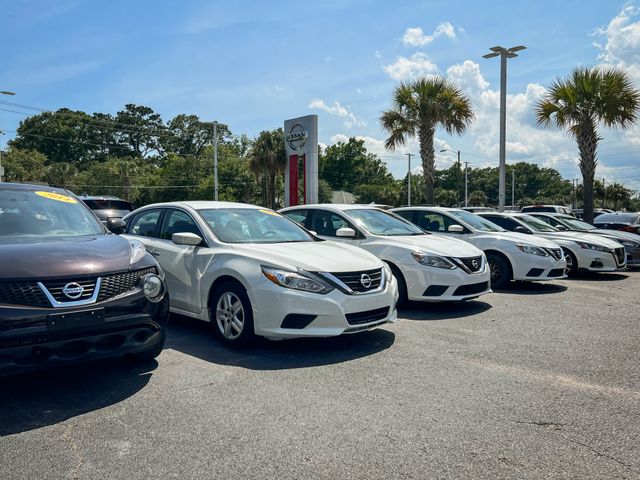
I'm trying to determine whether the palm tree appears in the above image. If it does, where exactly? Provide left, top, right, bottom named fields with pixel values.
left=535, top=67, right=640, bottom=223
left=380, top=77, right=474, bottom=204
left=249, top=129, right=287, bottom=209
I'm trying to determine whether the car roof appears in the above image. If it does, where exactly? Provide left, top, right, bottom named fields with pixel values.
left=80, top=195, right=126, bottom=201
left=392, top=206, right=460, bottom=212
left=281, top=203, right=388, bottom=212
left=0, top=182, right=71, bottom=195
left=136, top=201, right=264, bottom=211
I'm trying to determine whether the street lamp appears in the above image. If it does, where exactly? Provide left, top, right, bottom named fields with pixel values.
left=482, top=45, right=526, bottom=211
left=440, top=148, right=464, bottom=206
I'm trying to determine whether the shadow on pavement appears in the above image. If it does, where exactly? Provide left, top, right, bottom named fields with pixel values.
left=0, top=359, right=157, bottom=437
left=399, top=300, right=492, bottom=321
left=494, top=281, right=568, bottom=295
left=166, top=315, right=395, bottom=371
left=572, top=272, right=629, bottom=281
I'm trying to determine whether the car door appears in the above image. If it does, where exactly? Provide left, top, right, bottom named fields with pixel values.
left=125, top=208, right=165, bottom=255
left=308, top=209, right=362, bottom=246
left=152, top=208, right=212, bottom=314
left=413, top=210, right=470, bottom=241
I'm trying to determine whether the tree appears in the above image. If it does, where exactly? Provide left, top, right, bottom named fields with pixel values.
left=535, top=67, right=640, bottom=223
left=1, top=148, right=47, bottom=183
left=114, top=104, right=164, bottom=158
left=380, top=76, right=474, bottom=204
left=469, top=190, right=487, bottom=207
left=249, top=129, right=286, bottom=209
left=161, top=114, right=212, bottom=157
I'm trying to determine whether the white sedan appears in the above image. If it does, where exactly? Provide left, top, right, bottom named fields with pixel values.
left=478, top=212, right=627, bottom=274
left=279, top=204, right=491, bottom=303
left=123, top=201, right=398, bottom=344
left=391, top=207, right=567, bottom=288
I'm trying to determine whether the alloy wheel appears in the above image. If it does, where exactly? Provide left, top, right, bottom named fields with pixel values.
left=215, top=292, right=244, bottom=340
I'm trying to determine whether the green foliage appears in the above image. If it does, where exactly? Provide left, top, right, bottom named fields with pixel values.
left=249, top=128, right=286, bottom=209
left=1, top=148, right=47, bottom=183
left=468, top=190, right=488, bottom=207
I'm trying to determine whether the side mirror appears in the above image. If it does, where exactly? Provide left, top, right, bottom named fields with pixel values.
left=555, top=224, right=567, bottom=231
left=448, top=225, right=464, bottom=233
left=172, top=232, right=203, bottom=246
left=107, top=217, right=126, bottom=234
left=514, top=226, right=531, bottom=234
left=336, top=227, right=357, bottom=238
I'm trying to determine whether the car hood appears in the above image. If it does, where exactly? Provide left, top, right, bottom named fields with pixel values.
left=232, top=241, right=382, bottom=272
left=471, top=231, right=561, bottom=248
left=542, top=231, right=623, bottom=248
left=369, top=234, right=483, bottom=257
left=0, top=235, right=133, bottom=280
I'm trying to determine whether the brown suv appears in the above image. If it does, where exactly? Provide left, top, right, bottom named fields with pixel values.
left=0, top=183, right=169, bottom=375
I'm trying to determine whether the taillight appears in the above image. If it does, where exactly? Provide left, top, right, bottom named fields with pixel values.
left=621, top=225, right=637, bottom=233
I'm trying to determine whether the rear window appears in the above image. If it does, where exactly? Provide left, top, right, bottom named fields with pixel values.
left=521, top=206, right=555, bottom=213
left=595, top=213, right=638, bottom=224
left=83, top=199, right=133, bottom=211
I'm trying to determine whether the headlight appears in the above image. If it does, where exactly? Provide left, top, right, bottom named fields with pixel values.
left=576, top=241, right=612, bottom=253
left=620, top=240, right=639, bottom=248
left=516, top=243, right=549, bottom=256
left=383, top=262, right=392, bottom=284
left=411, top=252, right=456, bottom=269
left=142, top=274, right=165, bottom=302
left=129, top=240, right=147, bottom=264
left=261, top=266, right=333, bottom=294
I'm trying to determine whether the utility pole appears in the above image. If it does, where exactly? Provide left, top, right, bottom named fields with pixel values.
left=405, top=153, right=413, bottom=206
left=572, top=178, right=577, bottom=209
left=464, top=161, right=469, bottom=207
left=483, top=45, right=526, bottom=211
left=456, top=150, right=461, bottom=205
left=602, top=177, right=606, bottom=208
left=213, top=121, right=219, bottom=201
left=511, top=168, right=515, bottom=207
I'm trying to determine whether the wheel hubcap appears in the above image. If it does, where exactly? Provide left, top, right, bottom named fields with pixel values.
left=489, top=260, right=501, bottom=282
left=215, top=292, right=244, bottom=340
left=565, top=254, right=573, bottom=274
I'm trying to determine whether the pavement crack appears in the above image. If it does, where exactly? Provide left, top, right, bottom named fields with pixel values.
left=559, top=434, right=640, bottom=475
left=515, top=420, right=565, bottom=430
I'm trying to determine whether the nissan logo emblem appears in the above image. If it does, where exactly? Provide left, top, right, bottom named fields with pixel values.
left=471, top=259, right=479, bottom=269
left=62, top=282, right=84, bottom=300
left=286, top=123, right=308, bottom=151
left=360, top=273, right=373, bottom=289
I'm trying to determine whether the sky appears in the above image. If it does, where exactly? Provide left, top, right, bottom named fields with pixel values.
left=1, top=0, right=640, bottom=190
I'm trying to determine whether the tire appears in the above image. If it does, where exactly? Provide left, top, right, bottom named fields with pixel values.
left=486, top=252, right=511, bottom=289
left=211, top=281, right=255, bottom=347
left=389, top=264, right=408, bottom=307
left=563, top=248, right=578, bottom=276
left=127, top=329, right=166, bottom=363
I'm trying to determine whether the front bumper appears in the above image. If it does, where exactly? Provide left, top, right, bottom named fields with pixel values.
left=511, top=252, right=567, bottom=281
left=0, top=290, right=169, bottom=375
left=576, top=248, right=626, bottom=272
left=246, top=276, right=399, bottom=340
left=402, top=261, right=492, bottom=302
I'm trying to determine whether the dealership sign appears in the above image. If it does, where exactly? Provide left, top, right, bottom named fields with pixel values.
left=284, top=115, right=318, bottom=207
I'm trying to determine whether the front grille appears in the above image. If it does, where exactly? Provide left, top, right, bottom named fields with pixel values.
left=453, top=281, right=489, bottom=297
left=41, top=279, right=97, bottom=303
left=0, top=282, right=50, bottom=307
left=330, top=268, right=382, bottom=293
left=526, top=268, right=544, bottom=277
left=615, top=247, right=626, bottom=266
left=345, top=307, right=390, bottom=325
left=456, top=256, right=483, bottom=273
left=548, top=268, right=565, bottom=277
left=546, top=248, right=563, bottom=260
left=97, top=267, right=156, bottom=302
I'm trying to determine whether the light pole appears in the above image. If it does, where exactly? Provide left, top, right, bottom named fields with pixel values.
left=210, top=120, right=227, bottom=201
left=440, top=148, right=461, bottom=205
left=482, top=45, right=526, bottom=211
left=463, top=161, right=468, bottom=207
left=405, top=153, right=413, bottom=206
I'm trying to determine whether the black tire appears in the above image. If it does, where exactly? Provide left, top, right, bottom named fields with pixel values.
left=563, top=248, right=578, bottom=276
left=389, top=264, right=408, bottom=307
left=486, top=252, right=511, bottom=290
left=127, top=329, right=166, bottom=363
left=211, top=281, right=255, bottom=347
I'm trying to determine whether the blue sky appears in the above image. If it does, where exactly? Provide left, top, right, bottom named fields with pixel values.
left=2, top=1, right=640, bottom=188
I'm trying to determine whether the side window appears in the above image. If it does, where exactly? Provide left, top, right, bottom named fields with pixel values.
left=394, top=210, right=414, bottom=222
left=536, top=216, right=553, bottom=226
left=311, top=210, right=352, bottom=237
left=160, top=209, right=203, bottom=241
left=128, top=209, right=162, bottom=238
left=486, top=216, right=518, bottom=231
left=414, top=212, right=447, bottom=232
left=283, top=210, right=310, bottom=228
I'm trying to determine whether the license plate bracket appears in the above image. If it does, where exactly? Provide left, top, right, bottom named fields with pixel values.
left=48, top=309, right=105, bottom=331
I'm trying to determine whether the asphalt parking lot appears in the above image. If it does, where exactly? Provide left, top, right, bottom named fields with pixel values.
left=1, top=270, right=639, bottom=480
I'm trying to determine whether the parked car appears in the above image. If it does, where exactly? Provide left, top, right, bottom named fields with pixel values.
left=461, top=207, right=497, bottom=213
left=593, top=212, right=640, bottom=234
left=279, top=204, right=491, bottom=304
left=0, top=183, right=169, bottom=376
left=391, top=207, right=566, bottom=288
left=123, top=201, right=398, bottom=345
left=477, top=212, right=627, bottom=274
left=80, top=195, right=134, bottom=222
left=528, top=212, right=640, bottom=267
left=572, top=208, right=613, bottom=220
left=520, top=204, right=575, bottom=216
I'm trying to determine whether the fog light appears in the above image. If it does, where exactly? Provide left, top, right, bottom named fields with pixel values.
left=590, top=258, right=604, bottom=269
left=142, top=274, right=164, bottom=302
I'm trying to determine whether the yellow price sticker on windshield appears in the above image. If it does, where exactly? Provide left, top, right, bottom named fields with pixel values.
left=259, top=209, right=280, bottom=216
left=35, top=191, right=78, bottom=204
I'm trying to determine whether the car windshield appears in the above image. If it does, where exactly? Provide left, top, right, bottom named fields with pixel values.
left=556, top=216, right=595, bottom=231
left=348, top=208, right=425, bottom=236
left=448, top=210, right=505, bottom=232
left=198, top=208, right=314, bottom=244
left=83, top=199, right=133, bottom=211
left=516, top=214, right=558, bottom=232
left=0, top=188, right=104, bottom=240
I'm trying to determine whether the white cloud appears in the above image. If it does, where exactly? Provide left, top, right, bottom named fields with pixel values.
left=446, top=60, right=489, bottom=95
left=383, top=52, right=439, bottom=81
left=308, top=99, right=366, bottom=128
left=402, top=22, right=456, bottom=47
left=594, top=4, right=640, bottom=68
